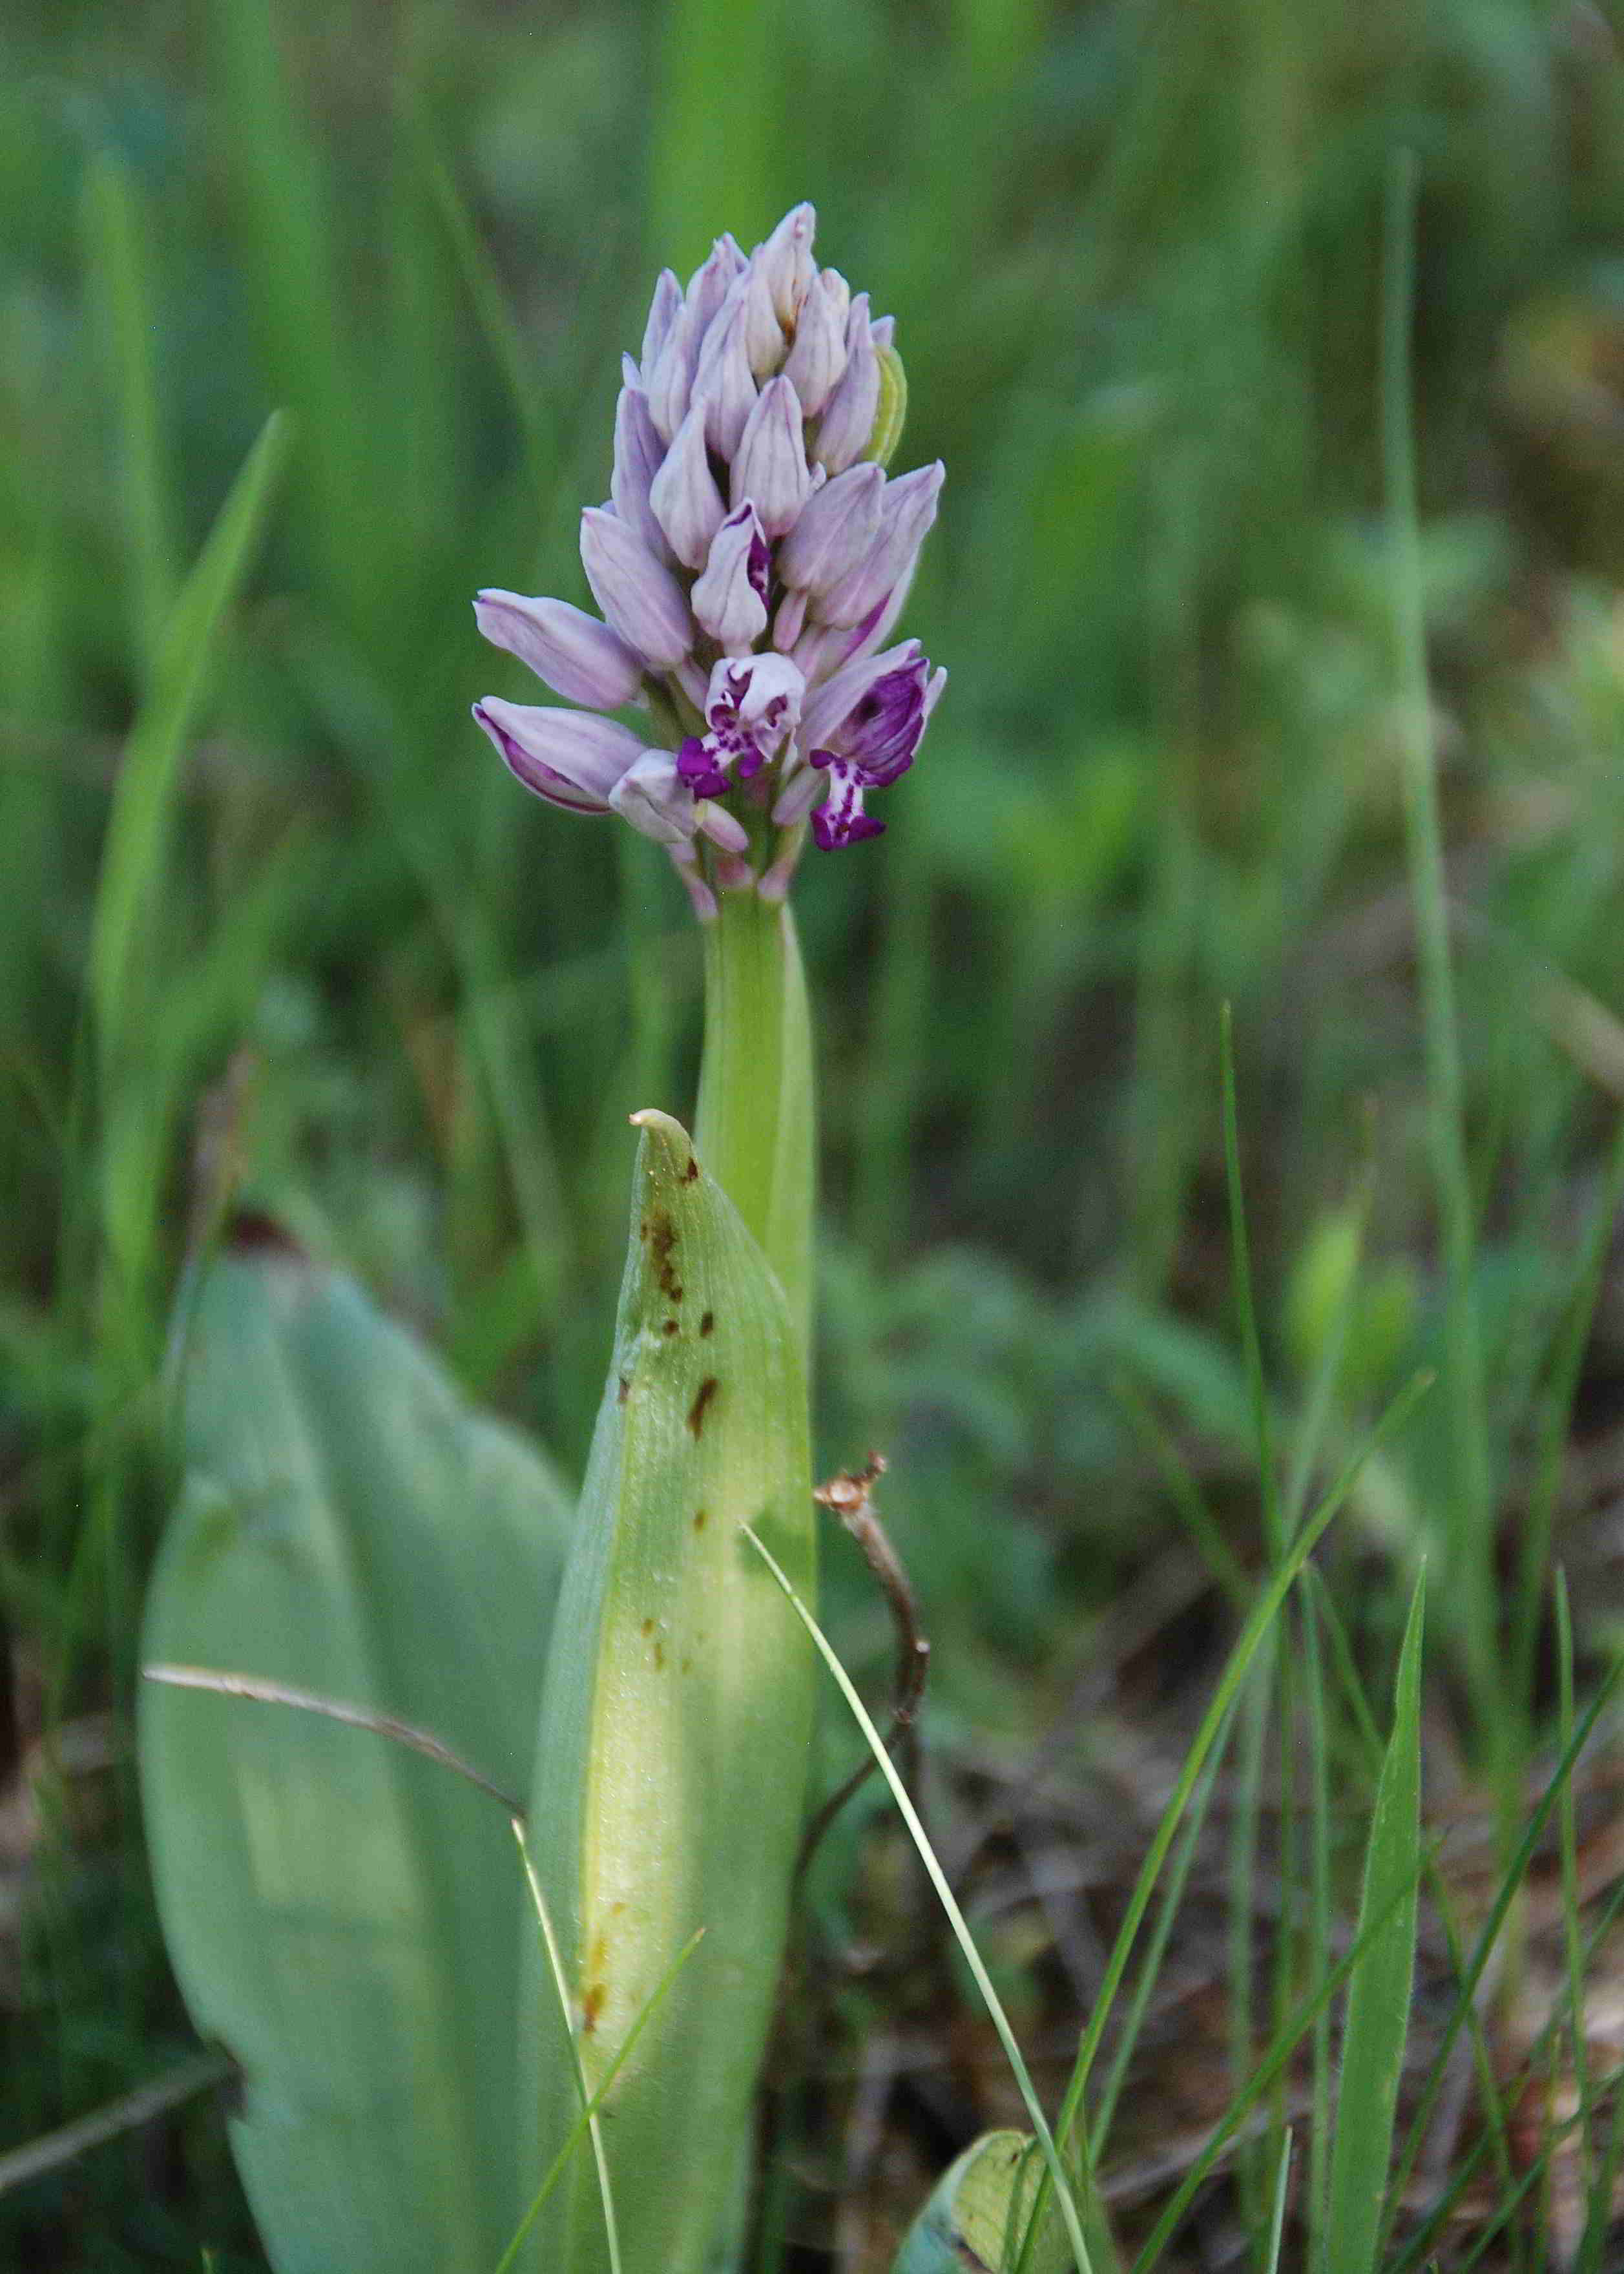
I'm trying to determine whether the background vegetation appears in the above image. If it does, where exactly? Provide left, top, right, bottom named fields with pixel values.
left=6, top=0, right=1624, bottom=2264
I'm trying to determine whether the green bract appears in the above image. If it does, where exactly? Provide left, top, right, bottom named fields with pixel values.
left=864, top=343, right=910, bottom=470
left=138, top=1244, right=573, bottom=2274
left=520, top=1108, right=817, bottom=2273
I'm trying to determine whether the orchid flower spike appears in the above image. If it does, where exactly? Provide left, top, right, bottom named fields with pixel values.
left=472, top=203, right=944, bottom=913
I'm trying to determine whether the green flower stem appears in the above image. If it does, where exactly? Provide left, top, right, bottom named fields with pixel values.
left=693, top=881, right=815, bottom=1357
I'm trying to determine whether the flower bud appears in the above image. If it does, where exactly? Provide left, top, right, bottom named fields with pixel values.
left=472, top=698, right=653, bottom=813
left=607, top=748, right=698, bottom=844
left=689, top=287, right=758, bottom=459
left=646, top=298, right=700, bottom=443
left=695, top=799, right=751, bottom=853
left=740, top=258, right=786, bottom=376
left=813, top=293, right=880, bottom=474
left=579, top=506, right=696, bottom=669
left=782, top=270, right=849, bottom=417
left=640, top=268, right=683, bottom=377
left=776, top=461, right=884, bottom=594
left=611, top=385, right=672, bottom=562
left=692, top=504, right=770, bottom=654
left=817, top=461, right=943, bottom=627
left=474, top=592, right=647, bottom=711
left=729, top=375, right=811, bottom=538
left=649, top=403, right=728, bottom=570
left=685, top=236, right=746, bottom=344
left=773, top=587, right=809, bottom=652
left=756, top=202, right=817, bottom=325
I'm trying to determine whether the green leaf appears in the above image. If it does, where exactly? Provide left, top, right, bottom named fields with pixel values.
left=521, top=1110, right=816, bottom=2274
left=891, top=2133, right=1068, bottom=2274
left=139, top=1242, right=574, bottom=2274
left=1325, top=1572, right=1425, bottom=2271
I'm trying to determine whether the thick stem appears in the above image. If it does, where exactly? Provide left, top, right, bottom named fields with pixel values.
left=692, top=885, right=815, bottom=1356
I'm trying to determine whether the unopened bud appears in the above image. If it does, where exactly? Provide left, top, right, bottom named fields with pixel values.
left=649, top=404, right=728, bottom=570
left=579, top=506, right=696, bottom=669
left=474, top=591, right=647, bottom=710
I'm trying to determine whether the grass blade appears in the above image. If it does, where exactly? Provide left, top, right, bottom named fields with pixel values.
left=1555, top=1573, right=1597, bottom=2211
left=88, top=410, right=289, bottom=1074
left=1382, top=149, right=1495, bottom=1728
left=1325, top=1570, right=1425, bottom=2270
left=1264, top=2131, right=1293, bottom=2274
left=511, top=1821, right=621, bottom=2274
left=492, top=1921, right=705, bottom=2274
left=82, top=151, right=176, bottom=681
left=1508, top=1116, right=1624, bottom=1729
left=1013, top=1368, right=1435, bottom=2271
left=742, top=1524, right=1105, bottom=2274
left=1088, top=1730, right=1232, bottom=2163
left=1220, top=1001, right=1282, bottom=1558
left=1128, top=1841, right=1436, bottom=2273
left=1382, top=1642, right=1624, bottom=2252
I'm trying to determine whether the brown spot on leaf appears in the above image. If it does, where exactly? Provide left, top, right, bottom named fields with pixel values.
left=692, top=1507, right=707, bottom=1531
left=581, top=1982, right=605, bottom=2034
left=654, top=1640, right=665, bottom=1669
left=663, top=1318, right=679, bottom=1337
left=699, top=1310, right=714, bottom=1338
left=683, top=1154, right=699, bottom=1183
left=617, top=1375, right=631, bottom=1404
left=687, top=1376, right=719, bottom=1437
left=640, top=1617, right=654, bottom=1636
left=647, top=1209, right=682, bottom=1302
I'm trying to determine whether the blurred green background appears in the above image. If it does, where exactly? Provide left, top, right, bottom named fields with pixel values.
left=7, top=0, right=1624, bottom=2264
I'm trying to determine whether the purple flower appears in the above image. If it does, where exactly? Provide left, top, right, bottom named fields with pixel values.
left=472, top=202, right=944, bottom=903
left=677, top=654, right=805, bottom=798
left=775, top=642, right=946, bottom=850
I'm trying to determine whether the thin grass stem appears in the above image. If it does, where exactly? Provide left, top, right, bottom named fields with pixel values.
left=742, top=1523, right=1101, bottom=2274
left=1381, top=149, right=1497, bottom=1738
left=511, top=1820, right=621, bottom=2274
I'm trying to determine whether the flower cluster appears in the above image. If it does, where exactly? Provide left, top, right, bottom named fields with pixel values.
left=472, top=204, right=944, bottom=915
